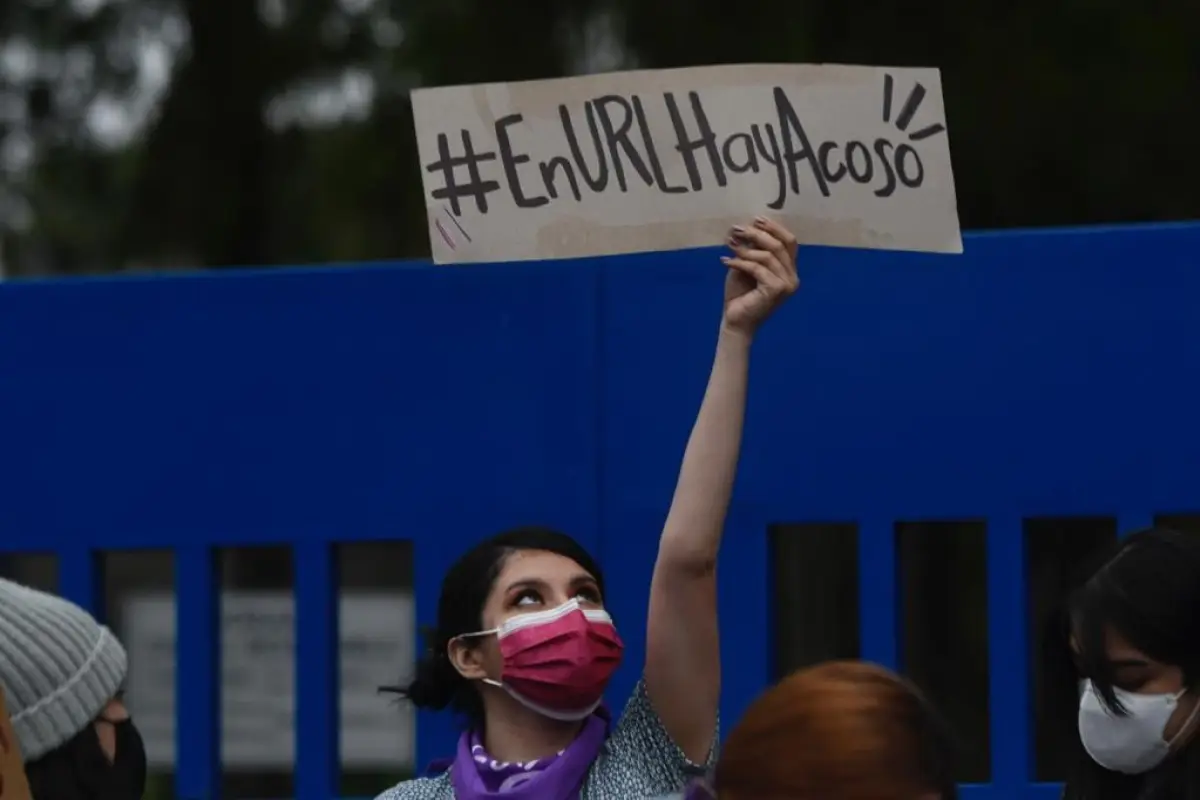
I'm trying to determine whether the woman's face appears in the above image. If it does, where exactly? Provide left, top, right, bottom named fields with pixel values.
left=1073, top=626, right=1199, bottom=748
left=449, top=548, right=602, bottom=681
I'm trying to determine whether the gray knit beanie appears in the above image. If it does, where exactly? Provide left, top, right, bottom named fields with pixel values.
left=0, top=578, right=127, bottom=761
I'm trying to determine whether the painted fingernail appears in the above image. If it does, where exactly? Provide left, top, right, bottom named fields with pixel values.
left=754, top=216, right=767, bottom=225
left=720, top=256, right=731, bottom=264
left=732, top=224, right=745, bottom=233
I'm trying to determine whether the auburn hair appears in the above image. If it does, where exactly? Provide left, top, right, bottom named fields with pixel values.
left=712, top=660, right=958, bottom=800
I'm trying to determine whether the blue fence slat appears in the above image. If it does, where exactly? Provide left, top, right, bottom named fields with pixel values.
left=858, top=518, right=899, bottom=669
left=715, top=506, right=771, bottom=724
left=987, top=516, right=1031, bottom=790
left=56, top=546, right=99, bottom=614
left=295, top=539, right=339, bottom=800
left=175, top=545, right=220, bottom=800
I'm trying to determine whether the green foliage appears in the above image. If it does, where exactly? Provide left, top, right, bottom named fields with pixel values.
left=2, top=0, right=1198, bottom=276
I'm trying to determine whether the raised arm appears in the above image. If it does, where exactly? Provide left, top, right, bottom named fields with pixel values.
left=644, top=217, right=798, bottom=762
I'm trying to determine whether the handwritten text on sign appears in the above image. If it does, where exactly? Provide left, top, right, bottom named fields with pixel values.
left=411, top=64, right=961, bottom=264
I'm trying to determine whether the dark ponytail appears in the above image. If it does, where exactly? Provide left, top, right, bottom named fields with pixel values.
left=380, top=626, right=470, bottom=713
left=380, top=526, right=605, bottom=729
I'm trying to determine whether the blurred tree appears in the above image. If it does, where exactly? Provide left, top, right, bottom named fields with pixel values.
left=120, top=0, right=389, bottom=268
left=0, top=0, right=151, bottom=275
left=2, top=0, right=1199, bottom=264
left=0, top=0, right=1195, bottom=261
left=2, top=0, right=627, bottom=274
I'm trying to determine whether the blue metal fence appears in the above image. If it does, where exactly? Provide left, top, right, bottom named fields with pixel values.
left=3, top=222, right=1200, bottom=800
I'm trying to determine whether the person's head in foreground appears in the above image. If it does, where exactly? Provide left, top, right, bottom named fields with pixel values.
left=676, top=660, right=958, bottom=800
left=1044, top=527, right=1200, bottom=800
left=0, top=578, right=144, bottom=800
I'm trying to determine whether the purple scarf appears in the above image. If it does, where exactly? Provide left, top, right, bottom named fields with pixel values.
left=425, top=708, right=611, bottom=800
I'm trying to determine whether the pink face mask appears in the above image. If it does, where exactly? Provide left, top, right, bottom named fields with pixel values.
left=463, top=598, right=624, bottom=720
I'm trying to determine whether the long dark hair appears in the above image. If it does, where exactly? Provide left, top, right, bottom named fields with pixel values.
left=380, top=526, right=605, bottom=728
left=1043, top=527, right=1200, bottom=800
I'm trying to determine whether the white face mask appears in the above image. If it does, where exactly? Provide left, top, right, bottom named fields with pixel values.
left=1078, top=679, right=1198, bottom=774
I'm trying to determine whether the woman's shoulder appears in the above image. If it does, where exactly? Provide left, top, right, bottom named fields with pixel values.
left=373, top=772, right=454, bottom=800
left=582, top=678, right=715, bottom=798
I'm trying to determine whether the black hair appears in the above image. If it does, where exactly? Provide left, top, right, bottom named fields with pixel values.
left=380, top=526, right=605, bottom=728
left=1042, top=527, right=1200, bottom=800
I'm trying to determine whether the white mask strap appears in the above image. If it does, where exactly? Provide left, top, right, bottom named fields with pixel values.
left=453, top=598, right=588, bottom=642
left=1167, top=691, right=1200, bottom=746
left=455, top=627, right=499, bottom=640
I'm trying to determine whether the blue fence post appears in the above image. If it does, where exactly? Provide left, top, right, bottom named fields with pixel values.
left=715, top=505, right=771, bottom=725
left=858, top=518, right=899, bottom=669
left=986, top=516, right=1031, bottom=796
left=176, top=545, right=220, bottom=800
left=295, top=538, right=339, bottom=800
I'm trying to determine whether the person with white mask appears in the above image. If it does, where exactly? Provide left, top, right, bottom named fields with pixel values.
left=1043, top=527, right=1200, bottom=800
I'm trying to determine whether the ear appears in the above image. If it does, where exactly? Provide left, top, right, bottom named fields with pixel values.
left=448, top=637, right=489, bottom=680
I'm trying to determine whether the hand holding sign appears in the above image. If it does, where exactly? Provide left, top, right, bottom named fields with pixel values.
left=721, top=217, right=799, bottom=336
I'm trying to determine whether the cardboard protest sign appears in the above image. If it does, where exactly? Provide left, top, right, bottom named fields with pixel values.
left=0, top=687, right=31, bottom=800
left=411, top=63, right=961, bottom=264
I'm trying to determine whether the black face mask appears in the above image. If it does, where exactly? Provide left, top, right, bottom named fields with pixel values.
left=26, top=718, right=147, bottom=800
left=90, top=720, right=148, bottom=800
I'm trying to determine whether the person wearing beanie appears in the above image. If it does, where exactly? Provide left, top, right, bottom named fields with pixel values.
left=0, top=578, right=146, bottom=800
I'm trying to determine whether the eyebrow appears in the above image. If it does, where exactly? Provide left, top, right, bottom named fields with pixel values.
left=504, top=574, right=597, bottom=593
left=505, top=578, right=546, bottom=593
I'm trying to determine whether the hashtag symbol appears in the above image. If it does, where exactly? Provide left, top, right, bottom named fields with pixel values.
left=425, top=130, right=501, bottom=217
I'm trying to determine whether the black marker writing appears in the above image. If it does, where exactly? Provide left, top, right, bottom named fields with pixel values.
left=665, top=91, right=727, bottom=191
left=422, top=74, right=946, bottom=215
left=495, top=114, right=546, bottom=209
left=425, top=130, right=502, bottom=215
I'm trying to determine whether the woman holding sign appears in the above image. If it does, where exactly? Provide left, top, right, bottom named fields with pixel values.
left=375, top=218, right=799, bottom=800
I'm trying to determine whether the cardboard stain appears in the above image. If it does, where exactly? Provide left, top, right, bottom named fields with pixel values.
left=0, top=687, right=31, bottom=800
